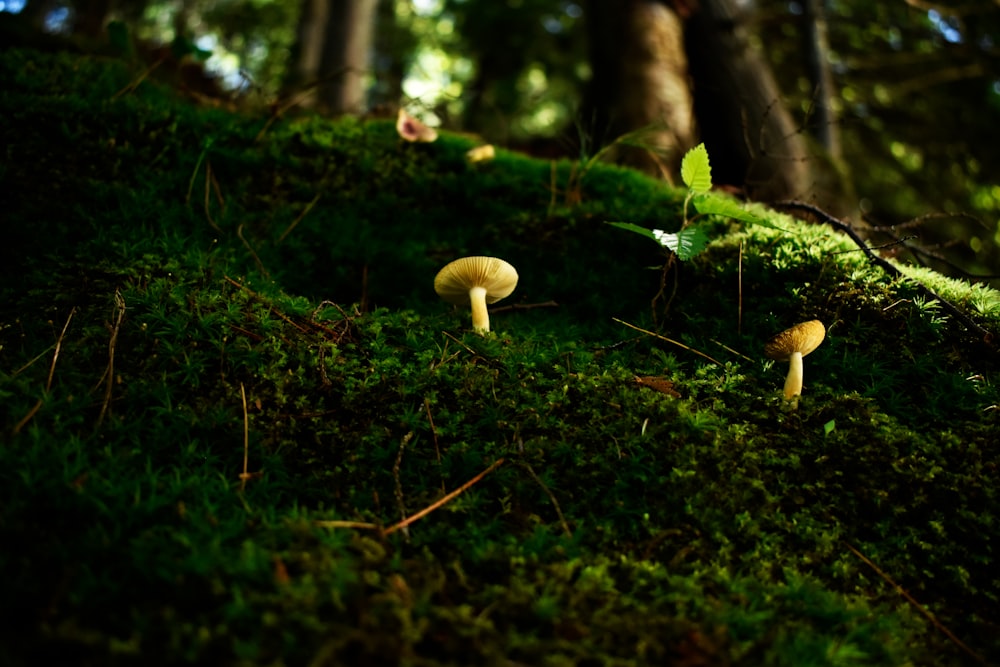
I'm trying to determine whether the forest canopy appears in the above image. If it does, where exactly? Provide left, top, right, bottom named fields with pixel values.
left=4, top=0, right=1000, bottom=282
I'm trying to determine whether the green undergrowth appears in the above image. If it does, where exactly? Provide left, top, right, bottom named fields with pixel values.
left=2, top=47, right=999, bottom=666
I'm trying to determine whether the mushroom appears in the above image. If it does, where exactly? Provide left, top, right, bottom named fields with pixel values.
left=764, top=320, right=826, bottom=400
left=434, top=256, right=519, bottom=333
left=396, top=108, right=438, bottom=142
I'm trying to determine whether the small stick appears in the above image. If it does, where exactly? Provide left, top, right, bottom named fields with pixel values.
left=424, top=398, right=446, bottom=493
left=612, top=317, right=725, bottom=368
left=314, top=520, right=381, bottom=530
left=489, top=300, right=560, bottom=315
left=14, top=308, right=79, bottom=435
left=518, top=461, right=571, bottom=537
left=203, top=161, right=222, bottom=233
left=95, top=290, right=126, bottom=429
left=738, top=241, right=744, bottom=336
left=236, top=224, right=270, bottom=279
left=844, top=541, right=987, bottom=665
left=277, top=192, right=322, bottom=243
left=384, top=458, right=505, bottom=536
left=239, top=382, right=251, bottom=492
left=393, top=431, right=415, bottom=538
left=775, top=201, right=994, bottom=344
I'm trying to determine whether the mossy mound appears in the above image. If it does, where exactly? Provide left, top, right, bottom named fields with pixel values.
left=1, top=47, right=998, bottom=666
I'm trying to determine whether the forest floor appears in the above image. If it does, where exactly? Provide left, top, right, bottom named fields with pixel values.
left=2, top=45, right=999, bottom=666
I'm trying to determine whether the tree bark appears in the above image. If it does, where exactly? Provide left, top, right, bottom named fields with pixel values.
left=582, top=0, right=696, bottom=175
left=685, top=0, right=811, bottom=201
left=286, top=0, right=378, bottom=113
left=802, top=0, right=840, bottom=160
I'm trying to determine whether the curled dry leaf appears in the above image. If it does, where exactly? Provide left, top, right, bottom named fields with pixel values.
left=634, top=375, right=681, bottom=398
left=396, top=108, right=438, bottom=143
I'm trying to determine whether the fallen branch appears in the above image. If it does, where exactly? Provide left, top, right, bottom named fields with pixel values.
left=384, top=458, right=505, bottom=536
left=612, top=317, right=725, bottom=367
left=844, top=541, right=987, bottom=665
left=95, top=290, right=126, bottom=430
left=775, top=201, right=995, bottom=344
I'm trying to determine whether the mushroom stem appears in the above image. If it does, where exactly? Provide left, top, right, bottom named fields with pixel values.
left=784, top=351, right=804, bottom=399
left=469, top=286, right=490, bottom=333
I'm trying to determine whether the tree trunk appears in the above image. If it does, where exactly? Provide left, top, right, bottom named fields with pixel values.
left=582, top=0, right=696, bottom=175
left=684, top=0, right=811, bottom=201
left=802, top=0, right=840, bottom=159
left=72, top=0, right=113, bottom=37
left=286, top=0, right=378, bottom=113
left=369, top=0, right=413, bottom=112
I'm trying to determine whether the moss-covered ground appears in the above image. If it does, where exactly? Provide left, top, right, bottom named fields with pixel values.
left=2, top=47, right=999, bottom=666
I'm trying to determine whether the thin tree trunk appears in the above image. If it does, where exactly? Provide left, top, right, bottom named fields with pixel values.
left=286, top=0, right=377, bottom=114
left=685, top=0, right=811, bottom=201
left=318, top=0, right=378, bottom=113
left=803, top=0, right=840, bottom=160
left=582, top=0, right=696, bottom=174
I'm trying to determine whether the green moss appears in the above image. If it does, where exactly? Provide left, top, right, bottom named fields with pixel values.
left=2, top=47, right=999, bottom=665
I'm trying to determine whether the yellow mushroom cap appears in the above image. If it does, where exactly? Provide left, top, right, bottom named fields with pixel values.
left=434, top=256, right=518, bottom=306
left=764, top=320, right=826, bottom=361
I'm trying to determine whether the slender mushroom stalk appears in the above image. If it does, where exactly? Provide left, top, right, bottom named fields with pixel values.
left=785, top=350, right=805, bottom=399
left=468, top=285, right=489, bottom=331
left=434, top=257, right=519, bottom=334
left=764, top=320, right=826, bottom=401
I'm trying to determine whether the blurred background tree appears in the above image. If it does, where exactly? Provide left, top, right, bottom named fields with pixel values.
left=2, top=0, right=999, bottom=283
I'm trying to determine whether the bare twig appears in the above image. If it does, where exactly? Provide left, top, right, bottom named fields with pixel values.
left=277, top=192, right=322, bottom=244
left=95, top=290, right=126, bottom=430
left=314, top=519, right=381, bottom=530
left=236, top=224, right=270, bottom=279
left=612, top=317, right=725, bottom=368
left=203, top=161, right=223, bottom=233
left=238, top=382, right=252, bottom=492
left=424, top=398, right=445, bottom=493
left=384, top=458, right=505, bottom=536
left=738, top=241, right=744, bottom=336
left=488, top=300, right=560, bottom=315
left=844, top=541, right=987, bottom=665
left=393, top=431, right=415, bottom=538
left=14, top=307, right=78, bottom=435
left=518, top=460, right=571, bottom=538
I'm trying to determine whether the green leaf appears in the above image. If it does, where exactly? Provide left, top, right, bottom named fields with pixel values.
left=652, top=225, right=711, bottom=261
left=693, top=194, right=788, bottom=231
left=681, top=143, right=712, bottom=193
left=605, top=221, right=659, bottom=242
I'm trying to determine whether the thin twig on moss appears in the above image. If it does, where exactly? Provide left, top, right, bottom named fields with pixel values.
left=277, top=192, right=322, bottom=244
left=518, top=459, right=572, bottom=538
left=393, top=431, right=415, bottom=539
left=238, top=382, right=252, bottom=492
left=424, top=398, right=446, bottom=493
left=95, top=290, right=126, bottom=430
left=612, top=317, right=724, bottom=367
left=236, top=224, right=270, bottom=278
left=10, top=305, right=72, bottom=433
left=844, top=541, right=988, bottom=665
left=383, top=458, right=505, bottom=536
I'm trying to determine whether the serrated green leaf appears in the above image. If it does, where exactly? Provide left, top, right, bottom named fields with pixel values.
left=681, top=143, right=712, bottom=193
left=693, top=194, right=788, bottom=231
left=605, top=221, right=659, bottom=242
left=652, top=225, right=711, bottom=261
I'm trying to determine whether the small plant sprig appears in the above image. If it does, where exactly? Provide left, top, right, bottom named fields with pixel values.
left=608, top=143, right=783, bottom=261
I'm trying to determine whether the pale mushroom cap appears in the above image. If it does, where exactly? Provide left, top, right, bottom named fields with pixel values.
left=434, top=256, right=519, bottom=305
left=764, top=320, right=826, bottom=361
